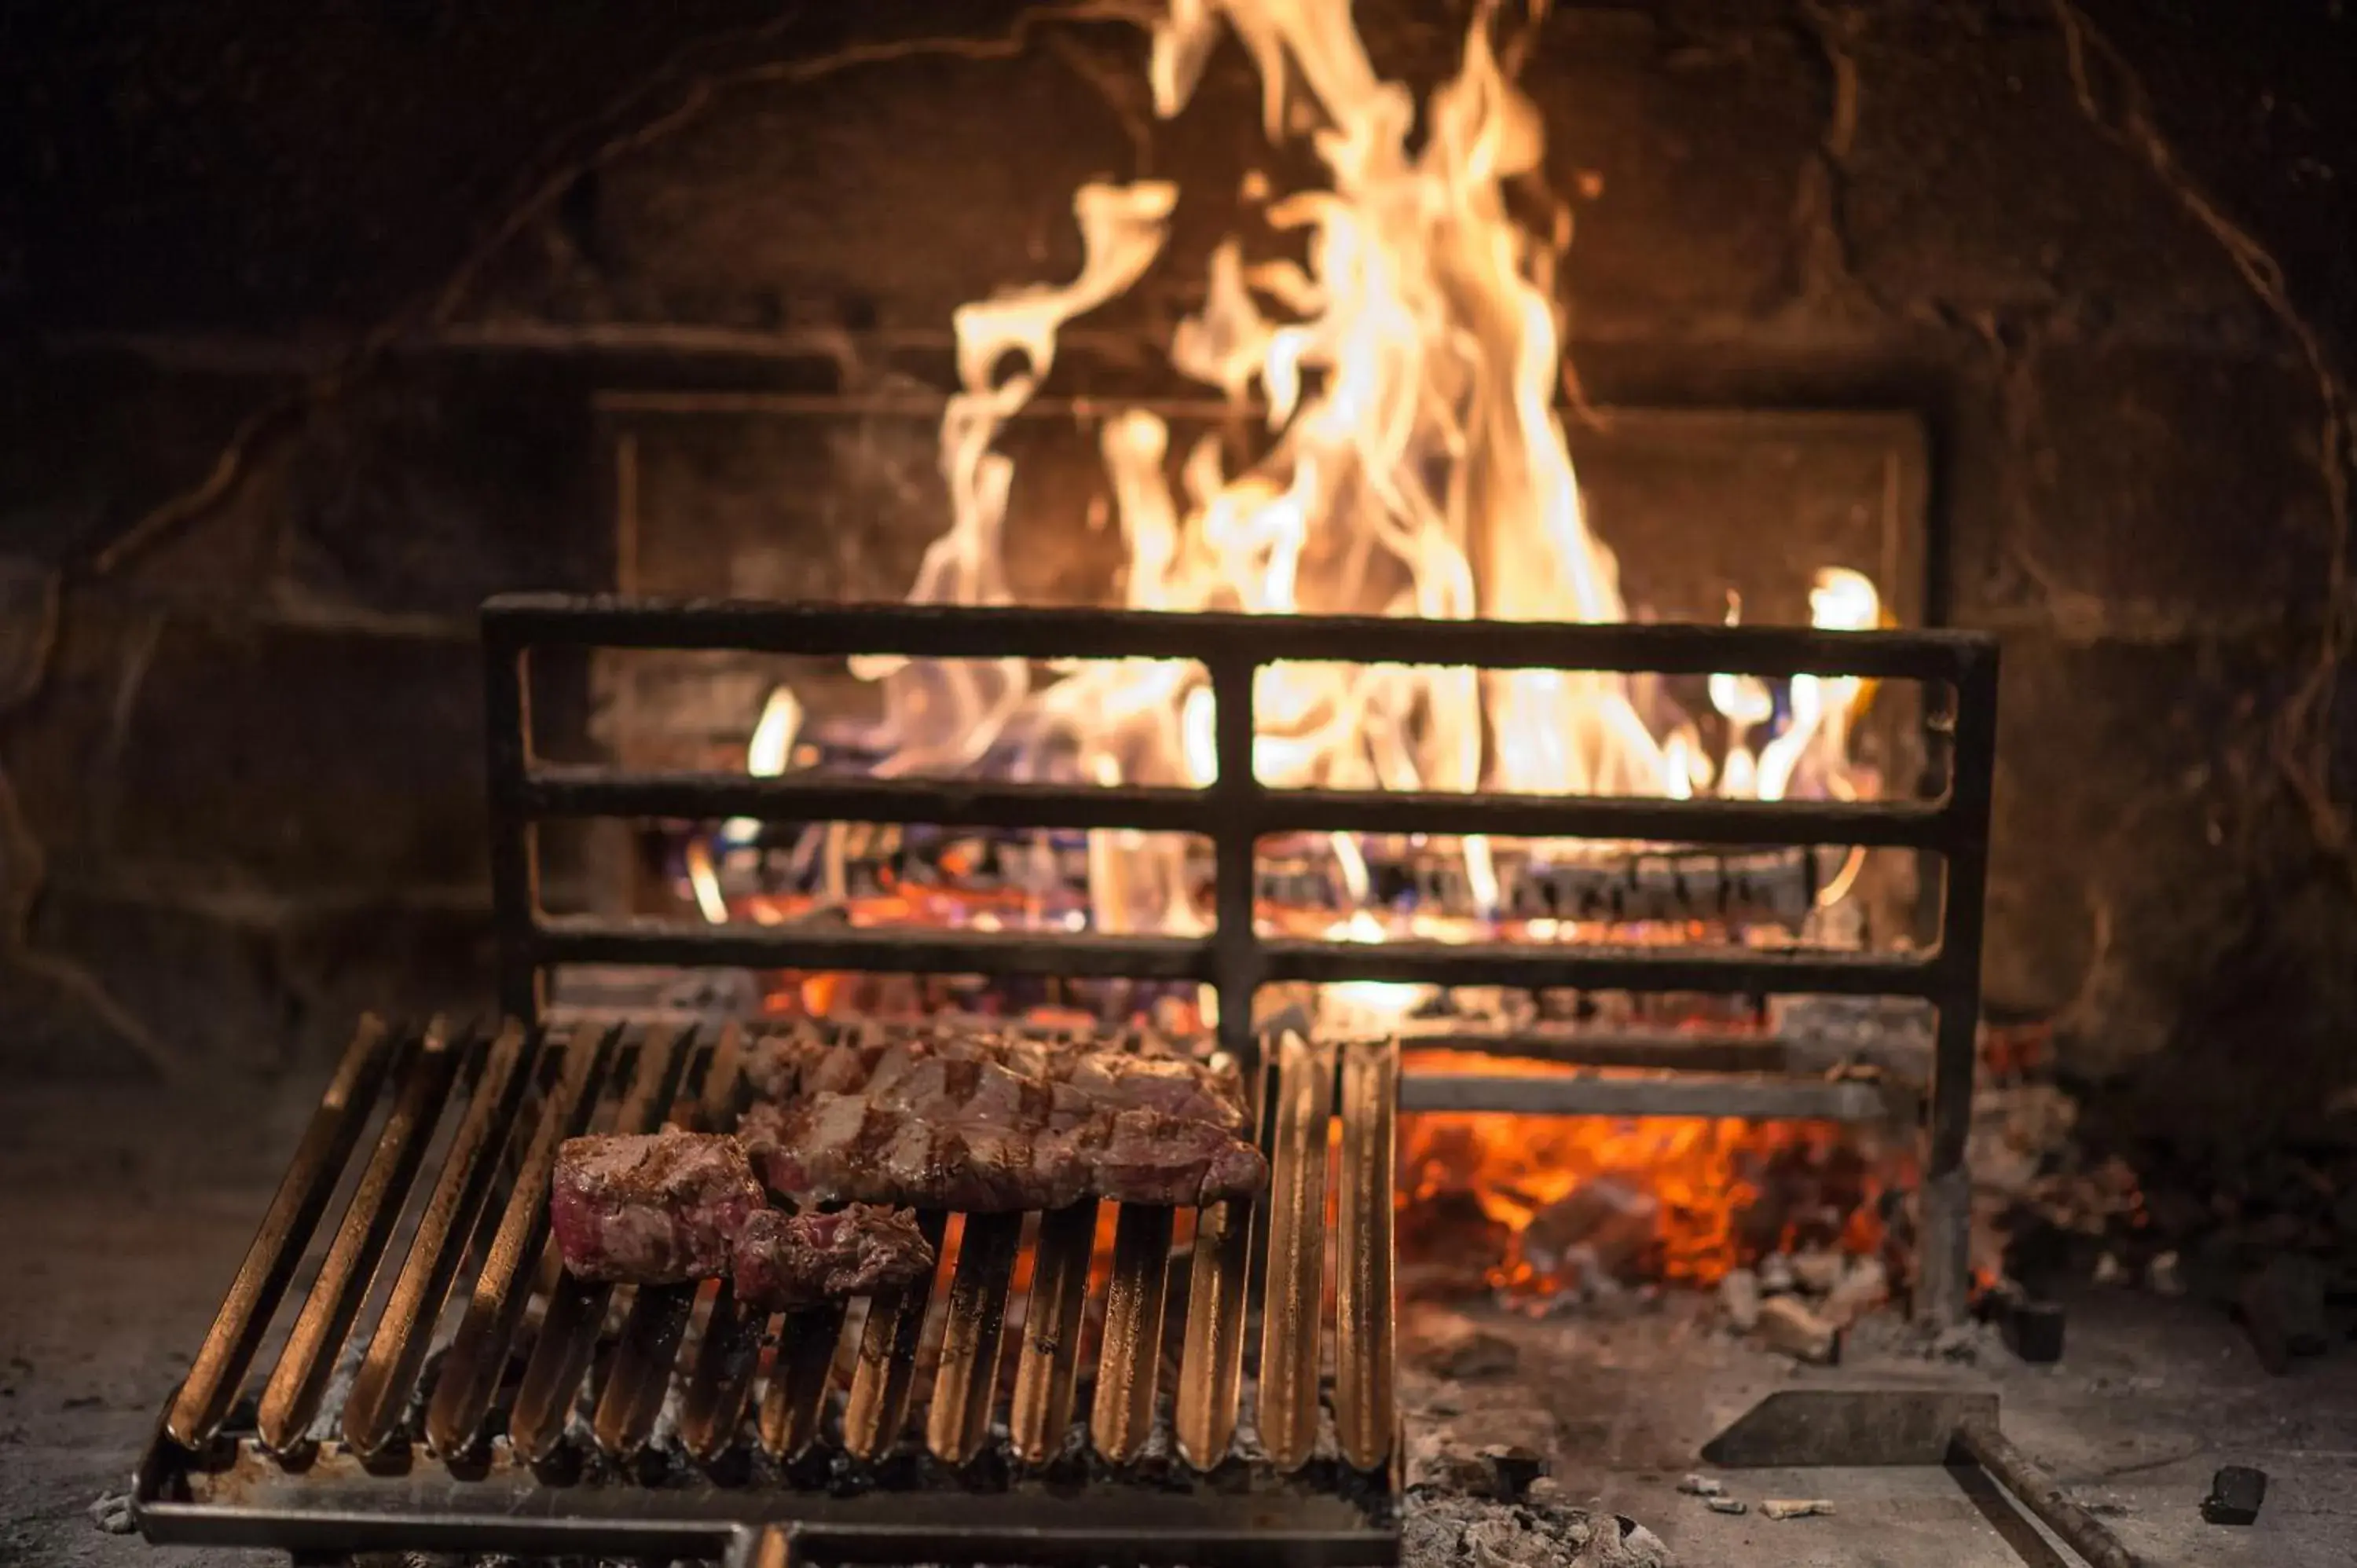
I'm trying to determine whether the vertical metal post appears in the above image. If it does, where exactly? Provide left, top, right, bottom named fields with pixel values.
left=1918, top=654, right=2000, bottom=1324
left=1208, top=655, right=1263, bottom=1064
left=481, top=621, right=542, bottom=1025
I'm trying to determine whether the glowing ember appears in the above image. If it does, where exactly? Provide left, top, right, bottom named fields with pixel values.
left=1399, top=1052, right=1908, bottom=1291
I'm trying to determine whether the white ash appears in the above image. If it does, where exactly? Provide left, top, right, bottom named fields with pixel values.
left=1717, top=1267, right=1761, bottom=1331
left=1791, top=1249, right=1846, bottom=1295
left=1754, top=1295, right=1838, bottom=1364
left=1761, top=1498, right=1836, bottom=1520
left=1819, top=1255, right=1889, bottom=1327
left=85, top=1490, right=135, bottom=1535
left=1405, top=1492, right=1674, bottom=1568
left=1676, top=1472, right=1725, bottom=1497
left=1756, top=1252, right=1798, bottom=1295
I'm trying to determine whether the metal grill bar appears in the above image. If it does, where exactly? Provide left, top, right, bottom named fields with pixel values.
left=167, top=1017, right=394, bottom=1450
left=518, top=765, right=1962, bottom=850
left=257, top=1024, right=463, bottom=1456
left=140, top=1017, right=1398, bottom=1563
left=1173, top=1057, right=1260, bottom=1470
left=343, top=1021, right=533, bottom=1458
left=1258, top=1034, right=1336, bottom=1473
left=486, top=593, right=1984, bottom=677
left=424, top=1022, right=611, bottom=1456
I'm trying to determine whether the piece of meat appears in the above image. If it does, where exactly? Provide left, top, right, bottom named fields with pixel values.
left=729, top=1204, right=937, bottom=1308
left=1076, top=1108, right=1272, bottom=1207
left=736, top=1095, right=1266, bottom=1212
left=549, top=1127, right=764, bottom=1284
left=745, top=1028, right=1248, bottom=1131
left=737, top=1096, right=1090, bottom=1213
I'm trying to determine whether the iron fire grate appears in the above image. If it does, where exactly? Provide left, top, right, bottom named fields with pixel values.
left=478, top=594, right=1996, bottom=1317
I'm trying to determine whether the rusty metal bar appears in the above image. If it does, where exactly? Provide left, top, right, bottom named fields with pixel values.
left=483, top=594, right=1985, bottom=680
left=518, top=764, right=1958, bottom=851
left=840, top=1211, right=951, bottom=1460
left=756, top=1300, right=846, bottom=1461
left=926, top=1211, right=1025, bottom=1465
left=484, top=625, right=541, bottom=1024
left=1398, top=1073, right=1891, bottom=1121
left=1007, top=1200, right=1101, bottom=1464
left=167, top=1017, right=396, bottom=1450
left=505, top=1028, right=691, bottom=1464
left=256, top=1025, right=464, bottom=1456
left=1919, top=658, right=2001, bottom=1324
left=530, top=918, right=1938, bottom=1001
left=1258, top=1033, right=1336, bottom=1473
left=1174, top=1055, right=1260, bottom=1471
left=678, top=1291, right=771, bottom=1463
left=343, top=1022, right=534, bottom=1458
left=1335, top=1040, right=1397, bottom=1473
left=592, top=1027, right=746, bottom=1459
left=1090, top=1205, right=1178, bottom=1465
left=423, top=1024, right=612, bottom=1456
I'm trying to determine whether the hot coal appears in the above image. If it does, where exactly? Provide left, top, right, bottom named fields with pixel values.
left=549, top=1128, right=764, bottom=1284
left=730, top=1204, right=936, bottom=1308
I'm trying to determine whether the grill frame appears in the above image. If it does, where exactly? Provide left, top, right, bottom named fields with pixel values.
left=482, top=593, right=1996, bottom=1318
left=137, top=1017, right=1402, bottom=1565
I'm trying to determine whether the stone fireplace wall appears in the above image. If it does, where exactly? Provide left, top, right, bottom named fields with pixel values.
left=3, top=2, right=2352, bottom=1144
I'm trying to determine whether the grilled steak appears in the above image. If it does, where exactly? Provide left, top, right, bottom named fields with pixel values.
left=737, top=1094, right=1266, bottom=1211
left=747, top=1028, right=1248, bottom=1132
left=549, top=1128, right=764, bottom=1284
left=730, top=1204, right=937, bottom=1308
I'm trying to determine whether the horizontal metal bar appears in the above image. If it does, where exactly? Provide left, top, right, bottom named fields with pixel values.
left=1398, top=1072, right=1893, bottom=1120
left=533, top=915, right=1214, bottom=980
left=515, top=765, right=1959, bottom=850
left=1260, top=937, right=1940, bottom=997
left=483, top=594, right=1991, bottom=680
left=533, top=916, right=1935, bottom=998
left=1400, top=1028, right=1802, bottom=1073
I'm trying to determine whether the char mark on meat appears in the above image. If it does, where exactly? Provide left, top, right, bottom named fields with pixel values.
left=737, top=1096, right=1266, bottom=1212
left=731, top=1204, right=937, bottom=1308
left=745, top=1026, right=1248, bottom=1131
left=550, top=1128, right=764, bottom=1284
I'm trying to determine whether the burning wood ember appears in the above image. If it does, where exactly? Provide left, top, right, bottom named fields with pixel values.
left=1398, top=1050, right=1910, bottom=1301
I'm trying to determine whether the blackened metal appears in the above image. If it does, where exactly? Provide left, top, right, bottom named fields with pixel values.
left=1397, top=1073, right=1892, bottom=1121
left=482, top=595, right=1997, bottom=1327
left=486, top=593, right=1983, bottom=678
left=1395, top=1027, right=1805, bottom=1075
left=1919, top=656, right=2000, bottom=1325
left=424, top=1023, right=614, bottom=1456
left=520, top=765, right=1956, bottom=849
left=1090, top=1203, right=1178, bottom=1464
left=483, top=631, right=540, bottom=1024
left=1209, top=652, right=1264, bottom=1061
left=1703, top=1388, right=2001, bottom=1467
left=167, top=1017, right=395, bottom=1450
left=1953, top=1418, right=2139, bottom=1568
left=841, top=1210, right=953, bottom=1460
left=343, top=1022, right=534, bottom=1458
left=256, top=1024, right=464, bottom=1456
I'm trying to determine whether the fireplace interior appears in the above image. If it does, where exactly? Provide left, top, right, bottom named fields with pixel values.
left=5, top=1, right=2357, bottom=1565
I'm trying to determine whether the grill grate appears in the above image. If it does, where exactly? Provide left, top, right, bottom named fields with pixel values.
left=137, top=1016, right=1401, bottom=1565
left=480, top=594, right=1998, bottom=1319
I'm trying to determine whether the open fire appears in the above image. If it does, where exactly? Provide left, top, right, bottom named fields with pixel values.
left=665, top=0, right=1910, bottom=1299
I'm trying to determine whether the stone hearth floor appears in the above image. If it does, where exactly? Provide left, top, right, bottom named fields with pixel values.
left=4, top=1075, right=2354, bottom=1567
